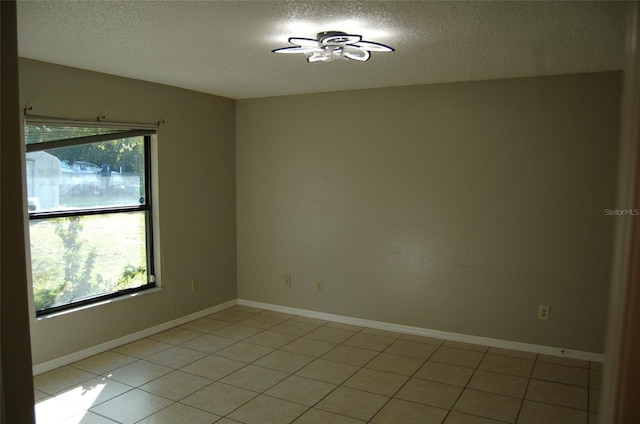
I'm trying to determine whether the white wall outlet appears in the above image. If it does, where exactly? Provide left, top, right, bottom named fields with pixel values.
left=191, top=280, right=198, bottom=292
left=283, top=275, right=292, bottom=287
left=538, top=305, right=550, bottom=320
left=316, top=281, right=323, bottom=292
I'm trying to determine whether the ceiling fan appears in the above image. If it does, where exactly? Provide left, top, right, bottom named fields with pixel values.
left=272, top=31, right=394, bottom=63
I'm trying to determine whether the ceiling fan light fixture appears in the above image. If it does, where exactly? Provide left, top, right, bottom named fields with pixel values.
left=272, top=30, right=394, bottom=63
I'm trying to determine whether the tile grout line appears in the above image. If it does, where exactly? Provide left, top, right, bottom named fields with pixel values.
left=186, top=311, right=313, bottom=421
left=278, top=320, right=377, bottom=422
left=128, top=310, right=293, bottom=423
left=84, top=311, right=269, bottom=423
left=249, top=317, right=422, bottom=423
left=216, top=311, right=380, bottom=423
left=174, top=309, right=356, bottom=423
left=56, top=326, right=441, bottom=422
left=366, top=341, right=441, bottom=423
left=441, top=344, right=490, bottom=423
left=40, top=310, right=367, bottom=423
left=35, top=306, right=601, bottom=424
left=512, top=352, right=538, bottom=424
left=328, top=332, right=429, bottom=422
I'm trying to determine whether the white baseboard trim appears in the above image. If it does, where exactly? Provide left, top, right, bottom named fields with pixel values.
left=32, top=299, right=237, bottom=375
left=238, top=299, right=605, bottom=363
left=33, top=297, right=604, bottom=375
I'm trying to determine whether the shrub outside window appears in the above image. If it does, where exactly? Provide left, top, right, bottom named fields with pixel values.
left=25, top=121, right=157, bottom=316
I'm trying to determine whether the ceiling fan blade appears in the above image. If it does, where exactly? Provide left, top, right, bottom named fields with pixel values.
left=272, top=46, right=317, bottom=54
left=289, top=37, right=318, bottom=47
left=352, top=41, right=395, bottom=52
left=343, top=46, right=370, bottom=61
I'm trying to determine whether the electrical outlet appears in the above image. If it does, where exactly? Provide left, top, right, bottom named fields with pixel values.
left=283, top=275, right=292, bottom=287
left=538, top=305, right=550, bottom=320
left=191, top=280, right=198, bottom=292
left=316, top=281, right=323, bottom=292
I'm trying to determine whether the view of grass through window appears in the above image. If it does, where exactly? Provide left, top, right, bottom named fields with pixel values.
left=25, top=122, right=155, bottom=314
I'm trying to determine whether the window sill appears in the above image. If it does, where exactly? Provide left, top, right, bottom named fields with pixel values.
left=35, top=287, right=163, bottom=321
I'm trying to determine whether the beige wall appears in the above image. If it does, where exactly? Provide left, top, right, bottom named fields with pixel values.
left=18, top=61, right=621, bottom=364
left=19, top=59, right=237, bottom=365
left=237, top=72, right=621, bottom=353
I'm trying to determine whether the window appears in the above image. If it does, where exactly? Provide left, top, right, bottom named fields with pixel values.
left=24, top=121, right=157, bottom=316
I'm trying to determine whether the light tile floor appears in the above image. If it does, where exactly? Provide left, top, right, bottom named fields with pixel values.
left=34, top=305, right=602, bottom=424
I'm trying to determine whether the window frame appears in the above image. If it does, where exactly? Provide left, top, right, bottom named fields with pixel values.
left=24, top=119, right=159, bottom=317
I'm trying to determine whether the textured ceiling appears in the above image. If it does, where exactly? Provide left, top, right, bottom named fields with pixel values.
left=17, top=1, right=627, bottom=99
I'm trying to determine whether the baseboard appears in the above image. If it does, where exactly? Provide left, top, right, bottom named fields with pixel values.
left=33, top=297, right=604, bottom=375
left=238, top=299, right=605, bottom=363
left=32, top=299, right=237, bottom=375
